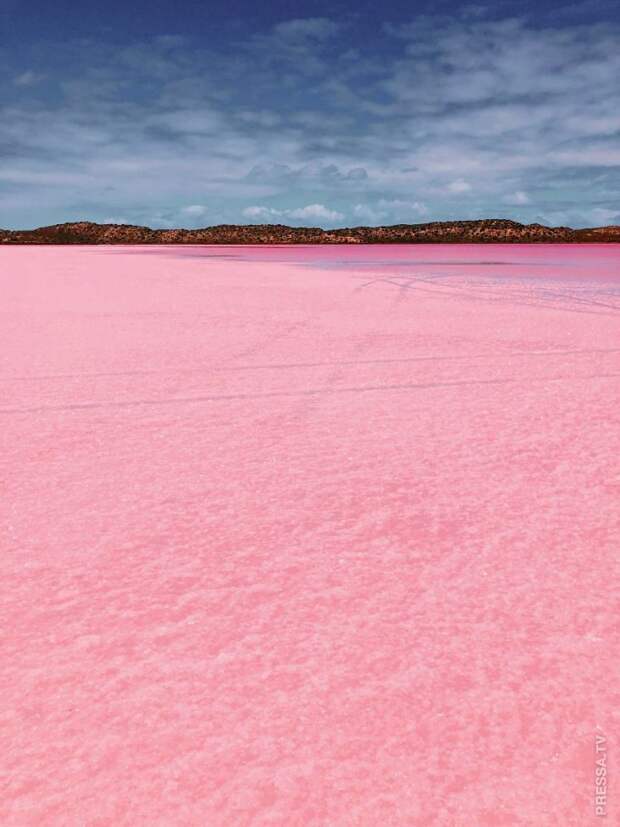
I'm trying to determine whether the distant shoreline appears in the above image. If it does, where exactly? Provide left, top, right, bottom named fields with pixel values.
left=2, top=218, right=620, bottom=244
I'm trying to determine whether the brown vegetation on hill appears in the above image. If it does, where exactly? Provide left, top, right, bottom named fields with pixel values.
left=1, top=218, right=619, bottom=244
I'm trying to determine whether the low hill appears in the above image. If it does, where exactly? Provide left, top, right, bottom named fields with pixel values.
left=1, top=218, right=619, bottom=244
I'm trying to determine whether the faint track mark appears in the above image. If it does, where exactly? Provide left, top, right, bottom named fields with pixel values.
left=2, top=371, right=620, bottom=416
left=3, top=347, right=620, bottom=383
left=357, top=274, right=620, bottom=316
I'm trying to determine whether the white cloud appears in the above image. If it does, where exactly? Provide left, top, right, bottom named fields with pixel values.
left=353, top=203, right=385, bottom=223
left=101, top=216, right=131, bottom=225
left=288, top=203, right=344, bottom=221
left=507, top=191, right=530, bottom=205
left=2, top=15, right=620, bottom=228
left=447, top=179, right=472, bottom=194
left=351, top=199, right=428, bottom=225
left=377, top=199, right=429, bottom=216
left=181, top=204, right=209, bottom=217
left=13, top=70, right=44, bottom=87
left=242, top=203, right=344, bottom=224
left=589, top=207, right=620, bottom=224
left=242, top=206, right=282, bottom=219
left=272, top=18, right=340, bottom=41
left=553, top=146, right=620, bottom=166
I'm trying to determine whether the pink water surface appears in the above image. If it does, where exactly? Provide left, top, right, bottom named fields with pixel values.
left=1, top=244, right=619, bottom=825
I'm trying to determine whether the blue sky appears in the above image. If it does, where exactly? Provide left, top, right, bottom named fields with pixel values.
left=1, top=0, right=619, bottom=229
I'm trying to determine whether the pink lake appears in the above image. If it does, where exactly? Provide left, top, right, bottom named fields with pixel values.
left=1, top=244, right=619, bottom=825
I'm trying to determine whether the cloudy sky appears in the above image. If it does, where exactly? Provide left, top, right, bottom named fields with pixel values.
left=1, top=0, right=619, bottom=229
